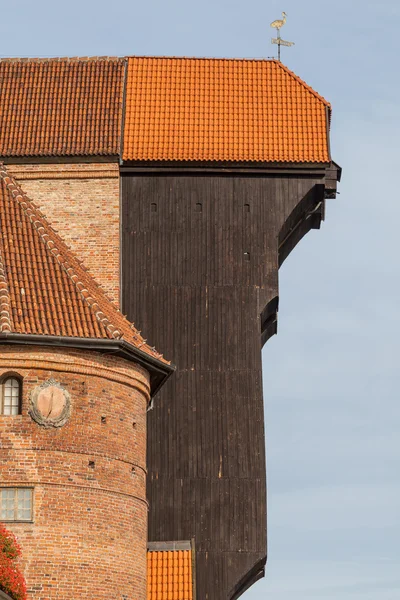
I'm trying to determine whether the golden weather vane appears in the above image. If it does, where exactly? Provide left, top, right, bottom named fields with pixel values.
left=270, top=11, right=294, bottom=61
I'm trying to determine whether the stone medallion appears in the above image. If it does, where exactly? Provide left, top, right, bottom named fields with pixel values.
left=29, top=378, right=71, bottom=428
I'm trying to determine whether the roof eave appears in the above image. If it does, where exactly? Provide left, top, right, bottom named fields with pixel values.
left=120, top=160, right=331, bottom=175
left=0, top=333, right=175, bottom=398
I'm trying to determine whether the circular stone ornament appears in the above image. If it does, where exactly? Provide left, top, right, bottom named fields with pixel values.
left=29, top=378, right=71, bottom=428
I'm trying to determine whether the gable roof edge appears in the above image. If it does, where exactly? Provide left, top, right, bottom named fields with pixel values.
left=275, top=60, right=331, bottom=108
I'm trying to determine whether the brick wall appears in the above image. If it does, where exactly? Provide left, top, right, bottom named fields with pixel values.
left=8, top=163, right=120, bottom=307
left=0, top=345, right=150, bottom=600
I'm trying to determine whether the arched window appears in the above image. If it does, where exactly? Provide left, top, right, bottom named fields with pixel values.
left=0, top=375, right=22, bottom=416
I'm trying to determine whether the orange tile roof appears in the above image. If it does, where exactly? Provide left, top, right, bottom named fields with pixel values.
left=0, top=58, right=125, bottom=157
left=147, top=549, right=193, bottom=600
left=123, top=57, right=331, bottom=164
left=0, top=56, right=331, bottom=164
left=0, top=163, right=168, bottom=365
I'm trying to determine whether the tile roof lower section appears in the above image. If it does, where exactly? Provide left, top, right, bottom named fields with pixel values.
left=147, top=546, right=193, bottom=600
left=0, top=163, right=168, bottom=364
left=0, top=57, right=125, bottom=157
left=123, top=56, right=331, bottom=163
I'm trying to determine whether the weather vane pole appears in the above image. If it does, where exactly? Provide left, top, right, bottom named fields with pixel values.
left=270, top=11, right=294, bottom=61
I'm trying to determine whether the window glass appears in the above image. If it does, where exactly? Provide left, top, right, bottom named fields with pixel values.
left=1, top=489, right=15, bottom=520
left=0, top=488, right=33, bottom=521
left=17, top=489, right=32, bottom=521
left=3, top=378, right=20, bottom=415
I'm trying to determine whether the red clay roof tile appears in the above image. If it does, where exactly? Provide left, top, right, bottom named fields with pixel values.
left=123, top=56, right=330, bottom=163
left=0, top=163, right=168, bottom=365
left=0, top=58, right=125, bottom=157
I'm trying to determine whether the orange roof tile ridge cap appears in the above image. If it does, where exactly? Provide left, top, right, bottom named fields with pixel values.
left=127, top=54, right=277, bottom=62
left=0, top=163, right=124, bottom=341
left=276, top=61, right=331, bottom=107
left=0, top=215, right=12, bottom=333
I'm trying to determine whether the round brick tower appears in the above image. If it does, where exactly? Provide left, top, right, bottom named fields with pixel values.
left=0, top=346, right=150, bottom=600
left=0, top=166, right=173, bottom=599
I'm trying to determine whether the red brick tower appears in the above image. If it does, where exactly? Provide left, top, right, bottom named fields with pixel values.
left=0, top=165, right=173, bottom=600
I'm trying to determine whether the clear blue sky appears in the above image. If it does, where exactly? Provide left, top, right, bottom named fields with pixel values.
left=2, top=0, right=399, bottom=598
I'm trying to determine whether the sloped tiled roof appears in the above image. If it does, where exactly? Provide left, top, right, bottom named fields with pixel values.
left=0, top=163, right=168, bottom=364
left=0, top=56, right=332, bottom=164
left=147, top=547, right=193, bottom=600
left=0, top=58, right=125, bottom=157
left=123, top=57, right=331, bottom=163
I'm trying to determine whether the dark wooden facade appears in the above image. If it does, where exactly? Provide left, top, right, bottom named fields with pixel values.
left=121, top=163, right=340, bottom=599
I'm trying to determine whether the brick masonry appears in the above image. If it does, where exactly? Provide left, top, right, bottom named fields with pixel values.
left=8, top=163, right=120, bottom=307
left=0, top=345, right=150, bottom=600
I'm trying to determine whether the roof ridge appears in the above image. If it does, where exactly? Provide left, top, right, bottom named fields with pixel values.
left=1, top=55, right=285, bottom=63
left=0, top=163, right=168, bottom=361
left=126, top=55, right=278, bottom=61
left=0, top=56, right=122, bottom=63
left=0, top=232, right=12, bottom=333
left=275, top=61, right=331, bottom=107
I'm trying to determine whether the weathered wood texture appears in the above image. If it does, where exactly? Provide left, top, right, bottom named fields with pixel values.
left=121, top=169, right=333, bottom=599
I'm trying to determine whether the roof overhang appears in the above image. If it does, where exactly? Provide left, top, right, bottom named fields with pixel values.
left=120, top=160, right=331, bottom=175
left=0, top=333, right=175, bottom=398
left=1, top=155, right=120, bottom=164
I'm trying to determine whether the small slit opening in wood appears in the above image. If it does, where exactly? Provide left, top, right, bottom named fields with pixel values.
left=244, top=203, right=250, bottom=212
left=195, top=203, right=202, bottom=212
left=244, top=252, right=251, bottom=261
left=151, top=203, right=157, bottom=212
